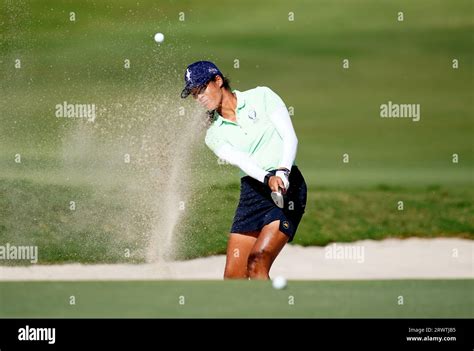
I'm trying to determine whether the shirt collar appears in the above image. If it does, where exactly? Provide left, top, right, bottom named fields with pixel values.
left=234, top=89, right=246, bottom=110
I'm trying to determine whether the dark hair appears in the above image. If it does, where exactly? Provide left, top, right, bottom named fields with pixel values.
left=220, top=75, right=231, bottom=90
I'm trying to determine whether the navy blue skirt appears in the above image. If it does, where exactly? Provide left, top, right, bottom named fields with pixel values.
left=230, top=165, right=307, bottom=242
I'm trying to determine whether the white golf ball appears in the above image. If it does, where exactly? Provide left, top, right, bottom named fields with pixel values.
left=154, top=32, right=164, bottom=43
left=272, top=276, right=287, bottom=290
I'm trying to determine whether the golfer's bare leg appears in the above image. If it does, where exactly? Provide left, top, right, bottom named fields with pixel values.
left=247, top=220, right=289, bottom=280
left=224, top=231, right=259, bottom=279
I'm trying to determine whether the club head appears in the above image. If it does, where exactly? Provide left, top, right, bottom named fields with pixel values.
left=271, top=190, right=284, bottom=208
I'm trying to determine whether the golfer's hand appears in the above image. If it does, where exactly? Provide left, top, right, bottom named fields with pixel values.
left=268, top=176, right=286, bottom=194
left=276, top=170, right=290, bottom=191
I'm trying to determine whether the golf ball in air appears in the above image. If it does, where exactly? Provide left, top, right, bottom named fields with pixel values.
left=272, top=276, right=287, bottom=290
left=154, top=32, right=164, bottom=43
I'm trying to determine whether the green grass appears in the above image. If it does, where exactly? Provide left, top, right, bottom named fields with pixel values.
left=178, top=181, right=474, bottom=260
left=1, top=0, right=472, bottom=175
left=0, top=0, right=473, bottom=264
left=0, top=280, right=472, bottom=318
left=1, top=178, right=473, bottom=264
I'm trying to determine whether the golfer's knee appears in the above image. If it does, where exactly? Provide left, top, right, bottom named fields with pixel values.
left=247, top=250, right=270, bottom=278
left=224, top=265, right=247, bottom=279
left=224, top=270, right=246, bottom=279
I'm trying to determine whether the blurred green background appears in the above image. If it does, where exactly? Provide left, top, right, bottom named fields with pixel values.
left=0, top=0, right=473, bottom=263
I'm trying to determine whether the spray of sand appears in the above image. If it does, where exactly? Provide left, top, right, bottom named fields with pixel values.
left=145, top=104, right=206, bottom=262
left=1, top=0, right=214, bottom=264
left=61, top=92, right=207, bottom=263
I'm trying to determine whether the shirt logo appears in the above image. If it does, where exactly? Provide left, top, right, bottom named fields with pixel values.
left=282, top=221, right=290, bottom=229
left=248, top=110, right=257, bottom=120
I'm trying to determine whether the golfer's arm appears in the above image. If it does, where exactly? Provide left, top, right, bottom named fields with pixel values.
left=269, top=105, right=298, bottom=171
left=215, top=144, right=268, bottom=183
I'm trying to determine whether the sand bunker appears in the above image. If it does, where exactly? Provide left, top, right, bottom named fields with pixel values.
left=0, top=238, right=472, bottom=281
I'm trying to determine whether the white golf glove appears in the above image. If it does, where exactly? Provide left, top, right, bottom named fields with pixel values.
left=275, top=169, right=290, bottom=192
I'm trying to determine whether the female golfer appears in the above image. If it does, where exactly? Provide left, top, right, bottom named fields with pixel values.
left=181, top=61, right=307, bottom=279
